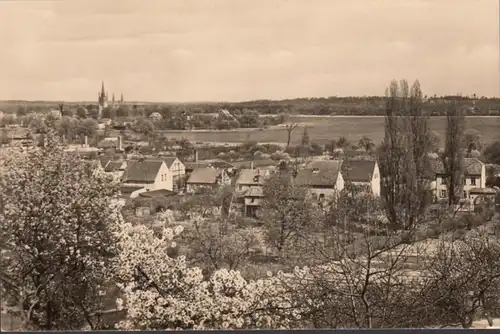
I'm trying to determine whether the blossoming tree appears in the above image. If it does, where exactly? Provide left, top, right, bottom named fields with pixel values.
left=0, top=133, right=122, bottom=330
left=114, top=221, right=311, bottom=330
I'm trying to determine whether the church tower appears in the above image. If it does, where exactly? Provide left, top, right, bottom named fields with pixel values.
left=120, top=93, right=124, bottom=104
left=98, top=81, right=108, bottom=117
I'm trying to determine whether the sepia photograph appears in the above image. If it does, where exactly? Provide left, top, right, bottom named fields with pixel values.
left=1, top=0, right=500, bottom=331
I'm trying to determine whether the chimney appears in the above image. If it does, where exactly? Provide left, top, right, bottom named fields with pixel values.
left=194, top=150, right=198, bottom=162
left=84, top=135, right=88, bottom=147
left=118, top=136, right=123, bottom=151
left=250, top=161, right=254, bottom=170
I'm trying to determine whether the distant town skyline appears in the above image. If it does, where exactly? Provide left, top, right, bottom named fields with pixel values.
left=0, top=0, right=499, bottom=102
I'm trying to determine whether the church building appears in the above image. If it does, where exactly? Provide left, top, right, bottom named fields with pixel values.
left=98, top=82, right=124, bottom=117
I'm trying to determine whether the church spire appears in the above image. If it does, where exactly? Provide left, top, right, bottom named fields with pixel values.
left=101, top=81, right=105, bottom=96
left=112, top=93, right=115, bottom=103
left=120, top=93, right=124, bottom=103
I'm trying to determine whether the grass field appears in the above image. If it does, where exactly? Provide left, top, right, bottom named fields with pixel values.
left=156, top=116, right=500, bottom=147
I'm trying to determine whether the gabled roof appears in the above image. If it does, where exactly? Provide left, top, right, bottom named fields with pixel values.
left=187, top=168, right=220, bottom=184
left=163, top=157, right=179, bottom=168
left=295, top=160, right=342, bottom=187
left=342, top=160, right=377, bottom=183
left=434, top=157, right=484, bottom=176
left=121, top=160, right=164, bottom=183
left=236, top=169, right=267, bottom=185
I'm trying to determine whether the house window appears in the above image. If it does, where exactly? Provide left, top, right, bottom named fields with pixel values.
left=319, top=194, right=325, bottom=200
left=250, top=198, right=255, bottom=203
left=463, top=190, right=467, bottom=198
left=440, top=189, right=447, bottom=198
left=470, top=177, right=476, bottom=186
left=463, top=178, right=467, bottom=185
left=440, top=177, right=446, bottom=185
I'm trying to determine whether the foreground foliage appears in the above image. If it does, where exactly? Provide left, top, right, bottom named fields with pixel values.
left=0, top=134, right=122, bottom=330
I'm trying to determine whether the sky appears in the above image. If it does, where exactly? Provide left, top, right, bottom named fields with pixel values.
left=0, top=0, right=499, bottom=102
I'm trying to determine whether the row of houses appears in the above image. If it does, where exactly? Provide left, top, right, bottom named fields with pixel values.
left=98, top=152, right=497, bottom=217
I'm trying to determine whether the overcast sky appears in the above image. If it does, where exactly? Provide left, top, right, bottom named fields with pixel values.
left=0, top=0, right=498, bottom=102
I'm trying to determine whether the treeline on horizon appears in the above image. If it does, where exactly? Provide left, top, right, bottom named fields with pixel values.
left=2, top=94, right=500, bottom=117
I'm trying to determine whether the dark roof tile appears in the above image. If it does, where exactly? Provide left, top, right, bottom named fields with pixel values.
left=187, top=168, right=220, bottom=184
left=342, top=160, right=376, bottom=182
left=121, top=160, right=164, bottom=183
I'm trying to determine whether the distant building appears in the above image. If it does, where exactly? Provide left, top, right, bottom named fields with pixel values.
left=98, top=81, right=124, bottom=116
left=121, top=159, right=174, bottom=195
left=98, top=81, right=108, bottom=116
left=186, top=167, right=231, bottom=193
left=97, top=136, right=123, bottom=153
left=163, top=157, right=186, bottom=191
left=294, top=160, right=345, bottom=201
left=235, top=168, right=270, bottom=217
left=433, top=157, right=487, bottom=201
left=341, top=159, right=381, bottom=197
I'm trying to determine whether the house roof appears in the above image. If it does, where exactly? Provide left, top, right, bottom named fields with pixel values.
left=305, top=160, right=343, bottom=172
left=295, top=169, right=339, bottom=187
left=295, top=160, right=342, bottom=187
left=105, top=161, right=125, bottom=172
left=163, top=157, right=178, bottom=168
left=342, top=160, right=376, bottom=183
left=121, top=160, right=164, bottom=183
left=434, top=157, right=483, bottom=176
left=187, top=167, right=220, bottom=184
left=236, top=169, right=267, bottom=185
left=139, top=189, right=177, bottom=198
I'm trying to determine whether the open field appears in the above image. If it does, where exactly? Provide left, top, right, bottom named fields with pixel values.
left=154, top=116, right=500, bottom=147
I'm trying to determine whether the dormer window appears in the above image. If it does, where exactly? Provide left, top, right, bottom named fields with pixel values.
left=312, top=168, right=320, bottom=175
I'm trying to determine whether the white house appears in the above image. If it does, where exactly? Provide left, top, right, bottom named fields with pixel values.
left=164, top=157, right=186, bottom=191
left=294, top=160, right=344, bottom=201
left=121, top=159, right=173, bottom=194
left=341, top=159, right=381, bottom=197
left=434, top=157, right=486, bottom=201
